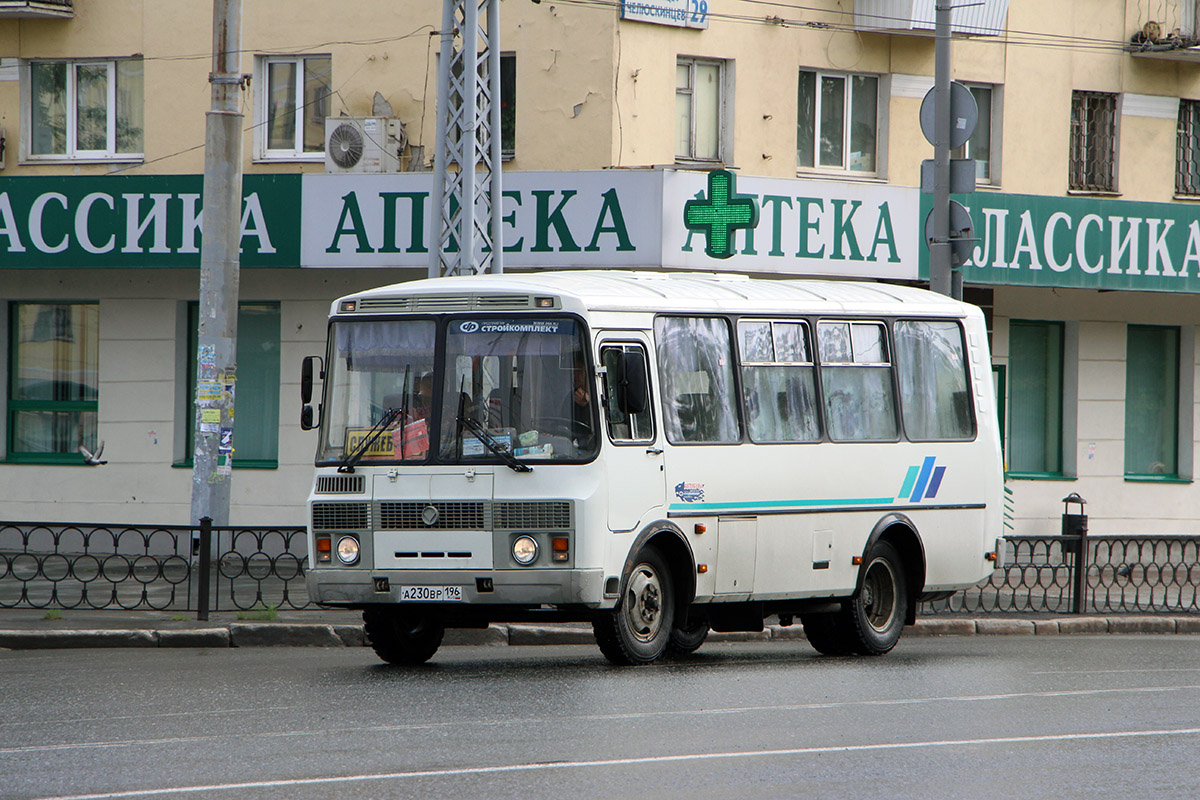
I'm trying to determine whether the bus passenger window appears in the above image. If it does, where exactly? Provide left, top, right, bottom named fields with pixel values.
left=894, top=320, right=975, bottom=440
left=737, top=319, right=820, bottom=443
left=817, top=321, right=898, bottom=441
left=655, top=316, right=741, bottom=444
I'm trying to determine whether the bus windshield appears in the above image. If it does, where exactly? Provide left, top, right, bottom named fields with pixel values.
left=439, top=318, right=597, bottom=463
left=317, top=317, right=597, bottom=466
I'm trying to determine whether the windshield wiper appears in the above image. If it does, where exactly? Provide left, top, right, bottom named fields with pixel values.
left=457, top=414, right=533, bottom=473
left=337, top=406, right=403, bottom=474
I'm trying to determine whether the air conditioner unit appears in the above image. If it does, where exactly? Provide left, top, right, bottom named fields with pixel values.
left=324, top=117, right=405, bottom=174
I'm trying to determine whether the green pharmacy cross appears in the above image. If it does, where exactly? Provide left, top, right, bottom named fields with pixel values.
left=683, top=169, right=760, bottom=259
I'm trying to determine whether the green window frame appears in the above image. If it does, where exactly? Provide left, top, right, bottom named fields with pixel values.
left=1007, top=320, right=1064, bottom=477
left=1124, top=325, right=1180, bottom=479
left=6, top=302, right=99, bottom=464
left=179, top=302, right=280, bottom=469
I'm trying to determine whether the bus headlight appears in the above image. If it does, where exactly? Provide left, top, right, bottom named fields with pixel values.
left=512, top=535, right=539, bottom=566
left=336, top=536, right=360, bottom=565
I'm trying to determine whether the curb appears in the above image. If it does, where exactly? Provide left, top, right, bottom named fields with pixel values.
left=0, top=616, right=1197, bottom=651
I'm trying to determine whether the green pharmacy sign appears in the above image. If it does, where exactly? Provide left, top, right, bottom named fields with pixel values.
left=683, top=169, right=760, bottom=259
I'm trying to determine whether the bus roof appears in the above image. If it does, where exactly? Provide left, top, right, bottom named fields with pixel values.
left=336, top=271, right=976, bottom=318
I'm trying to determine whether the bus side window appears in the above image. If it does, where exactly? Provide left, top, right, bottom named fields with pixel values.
left=817, top=320, right=898, bottom=441
left=894, top=320, right=975, bottom=440
left=655, top=316, right=741, bottom=444
left=737, top=319, right=821, bottom=443
left=600, top=344, right=654, bottom=443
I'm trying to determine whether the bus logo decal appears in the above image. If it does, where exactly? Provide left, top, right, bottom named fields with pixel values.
left=899, top=457, right=946, bottom=503
left=459, top=321, right=480, bottom=333
left=674, top=481, right=705, bottom=503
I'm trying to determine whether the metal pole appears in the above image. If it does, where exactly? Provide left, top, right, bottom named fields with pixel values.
left=428, top=1, right=455, bottom=278
left=930, top=0, right=952, bottom=297
left=191, top=0, right=244, bottom=527
left=488, top=0, right=504, bottom=273
left=196, top=516, right=212, bottom=621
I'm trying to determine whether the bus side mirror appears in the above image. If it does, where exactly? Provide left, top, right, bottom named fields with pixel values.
left=301, top=356, right=324, bottom=431
left=301, top=356, right=320, bottom=404
left=619, top=351, right=649, bottom=415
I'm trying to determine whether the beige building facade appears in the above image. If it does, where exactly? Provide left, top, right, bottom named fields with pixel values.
left=3, top=0, right=1200, bottom=535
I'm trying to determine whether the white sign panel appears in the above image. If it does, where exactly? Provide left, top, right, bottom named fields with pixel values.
left=661, top=172, right=919, bottom=279
left=620, top=0, right=709, bottom=29
left=300, top=170, right=919, bottom=280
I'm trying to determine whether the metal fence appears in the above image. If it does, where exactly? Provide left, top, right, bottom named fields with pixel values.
left=0, top=521, right=309, bottom=612
left=921, top=534, right=1200, bottom=615
left=3, top=522, right=1199, bottom=615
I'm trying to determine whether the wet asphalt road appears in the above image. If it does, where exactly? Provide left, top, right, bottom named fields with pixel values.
left=3, top=635, right=1200, bottom=799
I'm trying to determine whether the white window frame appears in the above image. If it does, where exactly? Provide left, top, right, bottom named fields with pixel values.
left=675, top=57, right=730, bottom=165
left=953, top=82, right=1003, bottom=186
left=254, top=54, right=332, bottom=162
left=797, top=68, right=882, bottom=177
left=20, top=58, right=144, bottom=163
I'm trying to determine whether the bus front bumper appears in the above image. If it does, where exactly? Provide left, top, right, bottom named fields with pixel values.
left=306, top=567, right=606, bottom=608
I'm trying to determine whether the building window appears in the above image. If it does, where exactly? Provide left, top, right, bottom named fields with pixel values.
left=25, top=59, right=143, bottom=160
left=1008, top=320, right=1063, bottom=475
left=182, top=303, right=280, bottom=467
left=797, top=69, right=879, bottom=174
left=500, top=53, right=516, bottom=156
left=1125, top=325, right=1179, bottom=478
left=676, top=58, right=726, bottom=163
left=257, top=55, right=332, bottom=159
left=7, top=303, right=99, bottom=464
left=952, top=84, right=998, bottom=184
left=1069, top=90, right=1118, bottom=192
left=1176, top=99, right=1200, bottom=196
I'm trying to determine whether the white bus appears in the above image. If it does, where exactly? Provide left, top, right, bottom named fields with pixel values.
left=300, top=271, right=1003, bottom=665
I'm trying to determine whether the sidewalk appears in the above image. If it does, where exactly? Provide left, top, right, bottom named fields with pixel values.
left=1, top=607, right=1198, bottom=650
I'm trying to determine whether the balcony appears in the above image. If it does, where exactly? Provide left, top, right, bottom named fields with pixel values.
left=854, top=0, right=1010, bottom=36
left=1126, top=11, right=1200, bottom=63
left=0, top=0, right=73, bottom=18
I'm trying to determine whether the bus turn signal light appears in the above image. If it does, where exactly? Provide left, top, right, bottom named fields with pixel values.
left=852, top=556, right=863, bottom=566
left=552, top=536, right=569, bottom=562
left=316, top=536, right=332, bottom=563
left=697, top=564, right=708, bottom=574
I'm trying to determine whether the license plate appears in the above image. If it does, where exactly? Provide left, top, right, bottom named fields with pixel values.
left=400, top=585, right=463, bottom=602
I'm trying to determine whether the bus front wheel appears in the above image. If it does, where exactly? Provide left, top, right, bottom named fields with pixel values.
left=593, top=546, right=676, bottom=665
left=363, top=607, right=445, bottom=665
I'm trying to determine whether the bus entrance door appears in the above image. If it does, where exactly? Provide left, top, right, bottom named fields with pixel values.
left=598, top=335, right=665, bottom=532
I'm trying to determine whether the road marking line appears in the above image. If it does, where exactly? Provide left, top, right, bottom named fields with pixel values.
left=32, top=726, right=1200, bottom=800
left=5, top=685, right=1200, bottom=756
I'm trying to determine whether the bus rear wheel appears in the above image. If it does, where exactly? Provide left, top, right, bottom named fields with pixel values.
left=363, top=607, right=445, bottom=665
left=593, top=546, right=675, bottom=665
left=667, top=614, right=710, bottom=656
left=802, top=540, right=908, bottom=657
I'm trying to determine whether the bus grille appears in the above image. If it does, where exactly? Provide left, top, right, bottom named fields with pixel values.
left=312, top=502, right=370, bottom=530
left=379, top=501, right=486, bottom=530
left=494, top=501, right=571, bottom=529
left=315, top=474, right=365, bottom=494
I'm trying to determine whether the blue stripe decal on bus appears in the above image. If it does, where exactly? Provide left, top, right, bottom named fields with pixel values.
left=668, top=497, right=895, bottom=512
left=925, top=465, right=946, bottom=499
left=909, top=456, right=936, bottom=503
left=898, top=466, right=919, bottom=500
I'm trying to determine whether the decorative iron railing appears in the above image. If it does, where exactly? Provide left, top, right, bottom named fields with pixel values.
left=3, top=523, right=1198, bottom=615
left=0, top=521, right=309, bottom=612
left=922, top=534, right=1200, bottom=615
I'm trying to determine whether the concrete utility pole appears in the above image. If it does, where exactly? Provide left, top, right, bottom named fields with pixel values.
left=190, top=0, right=245, bottom=527
left=429, top=0, right=504, bottom=276
left=930, top=0, right=953, bottom=298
